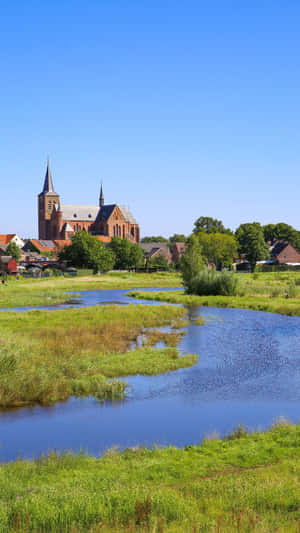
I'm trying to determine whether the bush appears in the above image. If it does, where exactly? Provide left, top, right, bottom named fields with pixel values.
left=286, top=282, right=297, bottom=299
left=187, top=268, right=238, bottom=296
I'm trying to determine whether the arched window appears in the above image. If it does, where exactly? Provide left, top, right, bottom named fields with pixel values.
left=123, top=225, right=125, bottom=239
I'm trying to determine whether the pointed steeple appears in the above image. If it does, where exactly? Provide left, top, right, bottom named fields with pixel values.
left=42, top=157, right=56, bottom=194
left=99, top=182, right=104, bottom=207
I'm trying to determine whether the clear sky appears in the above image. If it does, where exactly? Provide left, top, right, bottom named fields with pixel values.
left=1, top=0, right=300, bottom=238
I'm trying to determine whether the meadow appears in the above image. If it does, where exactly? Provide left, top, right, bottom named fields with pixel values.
left=0, top=420, right=299, bottom=532
left=0, top=304, right=196, bottom=407
left=128, top=271, right=300, bottom=316
left=0, top=272, right=182, bottom=308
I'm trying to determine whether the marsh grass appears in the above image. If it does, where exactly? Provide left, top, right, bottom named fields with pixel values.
left=0, top=304, right=196, bottom=407
left=1, top=421, right=300, bottom=531
left=128, top=281, right=300, bottom=317
left=0, top=272, right=182, bottom=309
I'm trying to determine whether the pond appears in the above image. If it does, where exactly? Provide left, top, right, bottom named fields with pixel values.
left=0, top=289, right=300, bottom=461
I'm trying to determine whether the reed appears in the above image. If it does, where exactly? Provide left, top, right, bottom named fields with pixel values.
left=0, top=304, right=196, bottom=407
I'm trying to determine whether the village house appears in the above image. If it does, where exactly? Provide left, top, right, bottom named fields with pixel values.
left=0, top=234, right=24, bottom=248
left=171, top=242, right=186, bottom=263
left=269, top=241, right=300, bottom=264
left=0, top=256, right=18, bottom=276
left=140, top=242, right=172, bottom=264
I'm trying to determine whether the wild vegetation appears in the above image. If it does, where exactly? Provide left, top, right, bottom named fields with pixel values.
left=0, top=272, right=182, bottom=308
left=0, top=304, right=196, bottom=407
left=0, top=420, right=299, bottom=531
left=128, top=271, right=300, bottom=316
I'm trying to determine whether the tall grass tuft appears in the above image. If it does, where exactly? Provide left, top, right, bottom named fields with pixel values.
left=187, top=268, right=238, bottom=296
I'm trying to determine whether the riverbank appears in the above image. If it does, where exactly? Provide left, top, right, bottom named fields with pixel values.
left=1, top=419, right=299, bottom=532
left=0, top=272, right=182, bottom=308
left=128, top=287, right=300, bottom=316
left=0, top=304, right=196, bottom=407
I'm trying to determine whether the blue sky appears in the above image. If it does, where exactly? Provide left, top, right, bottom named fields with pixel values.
left=1, top=1, right=300, bottom=238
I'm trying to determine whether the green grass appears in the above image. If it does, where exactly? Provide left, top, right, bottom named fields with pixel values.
left=0, top=420, right=299, bottom=531
left=0, top=272, right=182, bottom=308
left=0, top=304, right=196, bottom=407
left=128, top=270, right=300, bottom=317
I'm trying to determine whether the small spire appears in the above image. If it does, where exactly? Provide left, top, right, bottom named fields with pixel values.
left=42, top=157, right=56, bottom=194
left=99, top=181, right=104, bottom=207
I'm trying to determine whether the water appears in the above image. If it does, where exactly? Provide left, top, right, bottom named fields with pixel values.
left=0, top=289, right=300, bottom=461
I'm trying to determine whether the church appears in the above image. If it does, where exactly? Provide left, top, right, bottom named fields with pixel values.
left=38, top=160, right=140, bottom=243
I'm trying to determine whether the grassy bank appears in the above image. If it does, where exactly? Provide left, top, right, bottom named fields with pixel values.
left=128, top=270, right=300, bottom=316
left=0, top=272, right=182, bottom=308
left=1, top=420, right=299, bottom=531
left=0, top=304, right=196, bottom=407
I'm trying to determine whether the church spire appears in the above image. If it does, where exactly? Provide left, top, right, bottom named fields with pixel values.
left=99, top=182, right=104, bottom=207
left=42, top=157, right=56, bottom=194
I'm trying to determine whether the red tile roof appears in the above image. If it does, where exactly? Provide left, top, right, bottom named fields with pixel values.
left=0, top=234, right=17, bottom=245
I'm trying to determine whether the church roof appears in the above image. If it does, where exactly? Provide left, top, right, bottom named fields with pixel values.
left=41, top=159, right=57, bottom=196
left=94, top=204, right=117, bottom=222
left=119, top=206, right=137, bottom=224
left=60, top=205, right=99, bottom=221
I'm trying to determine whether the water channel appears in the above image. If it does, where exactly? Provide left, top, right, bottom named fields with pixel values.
left=1, top=288, right=300, bottom=461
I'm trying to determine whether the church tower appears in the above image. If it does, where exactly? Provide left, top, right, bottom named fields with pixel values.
left=38, top=158, right=60, bottom=239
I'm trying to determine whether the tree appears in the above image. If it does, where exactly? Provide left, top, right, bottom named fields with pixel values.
left=193, top=216, right=232, bottom=235
left=197, top=232, right=238, bottom=269
left=58, top=231, right=115, bottom=272
left=235, top=223, right=269, bottom=271
left=180, top=234, right=205, bottom=293
left=141, top=236, right=169, bottom=243
left=169, top=234, right=187, bottom=243
left=6, top=241, right=21, bottom=262
left=147, top=254, right=169, bottom=270
left=263, top=223, right=300, bottom=251
left=108, top=237, right=144, bottom=270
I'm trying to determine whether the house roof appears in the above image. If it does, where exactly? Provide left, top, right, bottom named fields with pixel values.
left=270, top=240, right=289, bottom=257
left=0, top=256, right=15, bottom=264
left=96, top=235, right=111, bottom=243
left=60, top=204, right=99, bottom=221
left=53, top=240, right=72, bottom=249
left=0, top=234, right=17, bottom=245
left=140, top=242, right=170, bottom=254
left=30, top=240, right=57, bottom=253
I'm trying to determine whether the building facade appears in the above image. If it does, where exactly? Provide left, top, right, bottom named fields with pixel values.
left=38, top=160, right=140, bottom=243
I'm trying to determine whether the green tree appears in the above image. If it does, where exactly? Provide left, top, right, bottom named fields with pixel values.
left=235, top=223, right=269, bottom=271
left=108, top=237, right=144, bottom=270
left=197, top=232, right=238, bottom=269
left=58, top=231, right=115, bottom=272
left=169, top=234, right=187, bottom=243
left=263, top=223, right=300, bottom=251
left=180, top=234, right=205, bottom=293
left=6, top=241, right=21, bottom=262
left=193, top=216, right=232, bottom=235
left=141, top=236, right=169, bottom=243
left=147, top=254, right=169, bottom=270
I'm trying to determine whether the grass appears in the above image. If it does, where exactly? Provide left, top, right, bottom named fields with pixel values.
left=0, top=304, right=196, bottom=407
left=0, top=420, right=299, bottom=531
left=127, top=271, right=300, bottom=316
left=0, top=272, right=182, bottom=308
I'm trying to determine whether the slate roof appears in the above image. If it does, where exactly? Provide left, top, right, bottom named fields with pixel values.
left=140, top=242, right=170, bottom=254
left=60, top=204, right=99, bottom=221
left=41, top=159, right=57, bottom=196
left=270, top=241, right=289, bottom=257
left=119, top=206, right=137, bottom=224
left=94, top=204, right=117, bottom=222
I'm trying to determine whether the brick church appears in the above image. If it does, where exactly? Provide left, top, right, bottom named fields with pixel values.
left=38, top=160, right=140, bottom=243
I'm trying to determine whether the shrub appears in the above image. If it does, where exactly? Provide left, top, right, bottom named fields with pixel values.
left=188, top=268, right=238, bottom=296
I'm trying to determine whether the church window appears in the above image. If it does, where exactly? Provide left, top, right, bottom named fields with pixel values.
left=78, top=225, right=81, bottom=231
left=48, top=201, right=52, bottom=210
left=123, top=225, right=125, bottom=238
